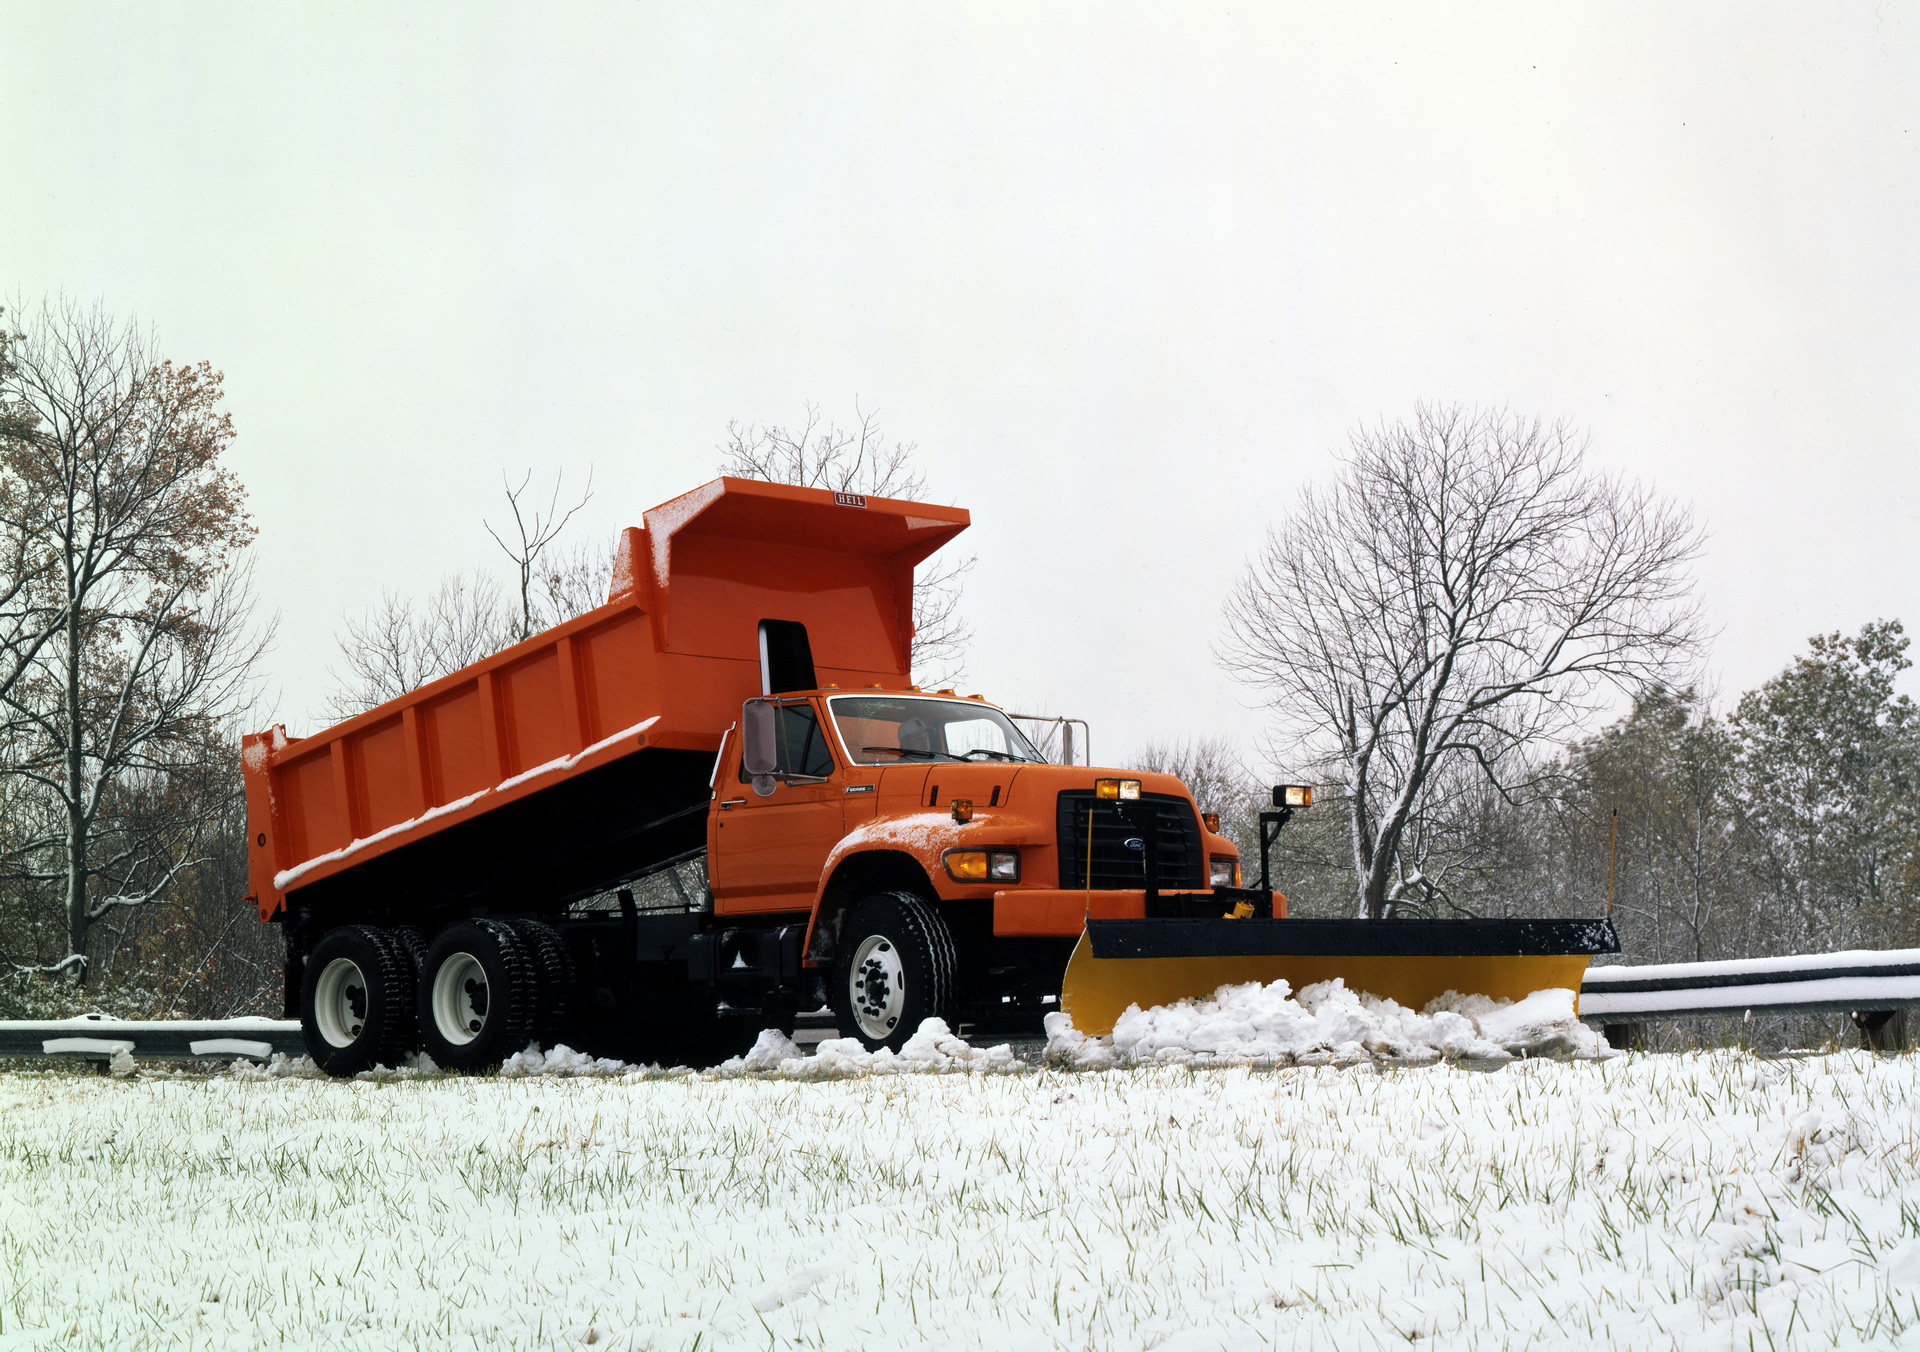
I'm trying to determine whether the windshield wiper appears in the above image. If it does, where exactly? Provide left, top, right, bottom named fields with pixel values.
left=863, top=746, right=956, bottom=761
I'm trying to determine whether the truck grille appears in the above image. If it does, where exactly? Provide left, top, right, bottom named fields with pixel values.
left=1056, top=791, right=1204, bottom=890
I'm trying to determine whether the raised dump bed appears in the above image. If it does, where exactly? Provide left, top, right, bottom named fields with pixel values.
left=242, top=478, right=967, bottom=929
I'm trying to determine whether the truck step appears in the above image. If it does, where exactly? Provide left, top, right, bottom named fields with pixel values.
left=791, top=1007, right=840, bottom=1043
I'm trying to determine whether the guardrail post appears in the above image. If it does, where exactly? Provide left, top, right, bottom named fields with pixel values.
left=1601, top=1022, right=1645, bottom=1051
left=1852, top=1009, right=1910, bottom=1053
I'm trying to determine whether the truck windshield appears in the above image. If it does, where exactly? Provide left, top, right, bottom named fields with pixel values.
left=828, top=696, right=1046, bottom=766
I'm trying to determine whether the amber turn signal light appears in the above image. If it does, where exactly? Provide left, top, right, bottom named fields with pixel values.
left=943, top=848, right=1019, bottom=883
left=951, top=798, right=974, bottom=823
left=1274, top=784, right=1313, bottom=808
left=1095, top=778, right=1141, bottom=800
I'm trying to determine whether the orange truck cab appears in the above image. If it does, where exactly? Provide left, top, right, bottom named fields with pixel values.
left=244, top=478, right=1248, bottom=1074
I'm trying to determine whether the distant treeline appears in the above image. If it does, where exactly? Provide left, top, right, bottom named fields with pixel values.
left=1154, top=619, right=1919, bottom=971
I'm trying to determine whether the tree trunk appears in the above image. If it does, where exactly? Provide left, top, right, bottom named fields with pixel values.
left=1361, top=866, right=1388, bottom=920
left=62, top=583, right=89, bottom=982
left=65, top=801, right=88, bottom=983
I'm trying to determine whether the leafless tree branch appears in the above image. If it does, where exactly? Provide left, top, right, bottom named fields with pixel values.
left=485, top=468, right=594, bottom=643
left=1220, top=403, right=1705, bottom=918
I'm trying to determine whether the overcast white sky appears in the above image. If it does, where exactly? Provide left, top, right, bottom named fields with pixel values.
left=4, top=4, right=1916, bottom=773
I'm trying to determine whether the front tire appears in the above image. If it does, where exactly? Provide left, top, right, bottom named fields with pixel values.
left=418, top=919, right=537, bottom=1071
left=300, top=925, right=415, bottom=1077
left=829, top=893, right=956, bottom=1051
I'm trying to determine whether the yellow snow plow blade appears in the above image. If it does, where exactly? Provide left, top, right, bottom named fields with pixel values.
left=1058, top=917, right=1618, bottom=1037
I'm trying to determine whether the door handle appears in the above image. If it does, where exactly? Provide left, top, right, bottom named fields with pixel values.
left=719, top=799, right=746, bottom=810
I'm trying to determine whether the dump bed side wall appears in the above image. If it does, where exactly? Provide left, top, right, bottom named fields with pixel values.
left=244, top=600, right=669, bottom=916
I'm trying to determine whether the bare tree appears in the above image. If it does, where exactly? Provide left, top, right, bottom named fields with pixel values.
left=324, top=571, right=518, bottom=718
left=530, top=536, right=614, bottom=628
left=904, top=552, right=975, bottom=690
left=1133, top=736, right=1263, bottom=853
left=485, top=469, right=594, bottom=643
left=1220, top=404, right=1703, bottom=919
left=720, top=403, right=973, bottom=684
left=1371, top=751, right=1554, bottom=919
left=722, top=402, right=927, bottom=499
left=0, top=298, right=268, bottom=978
left=327, top=472, right=612, bottom=719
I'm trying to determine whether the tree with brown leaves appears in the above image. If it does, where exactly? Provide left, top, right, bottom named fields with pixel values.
left=0, top=299, right=269, bottom=980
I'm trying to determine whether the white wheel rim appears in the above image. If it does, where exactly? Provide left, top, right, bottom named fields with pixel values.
left=313, top=957, right=369, bottom=1048
left=431, top=952, right=490, bottom=1046
left=848, top=935, right=907, bottom=1040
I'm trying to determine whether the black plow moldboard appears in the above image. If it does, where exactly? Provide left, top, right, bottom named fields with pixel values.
left=1085, top=917, right=1622, bottom=960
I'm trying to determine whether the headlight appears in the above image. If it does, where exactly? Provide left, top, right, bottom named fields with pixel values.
left=944, top=849, right=1020, bottom=883
left=1095, top=778, right=1141, bottom=800
left=1210, top=855, right=1240, bottom=888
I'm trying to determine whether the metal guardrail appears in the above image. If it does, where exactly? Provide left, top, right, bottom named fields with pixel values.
left=1579, top=948, right=1920, bottom=1049
left=0, top=1016, right=304, bottom=1064
left=1579, top=949, right=1920, bottom=1022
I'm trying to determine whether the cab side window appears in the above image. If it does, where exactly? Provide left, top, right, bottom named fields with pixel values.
left=737, top=702, right=835, bottom=782
left=779, top=703, right=834, bottom=778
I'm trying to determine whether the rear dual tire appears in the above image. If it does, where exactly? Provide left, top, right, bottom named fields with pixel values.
left=300, top=925, right=421, bottom=1076
left=417, top=920, right=539, bottom=1071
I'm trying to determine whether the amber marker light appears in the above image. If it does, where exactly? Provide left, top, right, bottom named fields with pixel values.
left=1201, top=812, right=1221, bottom=832
left=1275, top=785, right=1313, bottom=808
left=943, top=849, right=1019, bottom=883
left=951, top=798, right=974, bottom=823
left=1095, top=778, right=1142, bottom=800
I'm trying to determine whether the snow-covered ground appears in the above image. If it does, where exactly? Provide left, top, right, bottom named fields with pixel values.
left=5, top=1040, right=1920, bottom=1349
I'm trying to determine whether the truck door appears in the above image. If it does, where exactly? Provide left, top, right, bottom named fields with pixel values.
left=710, top=699, right=845, bottom=915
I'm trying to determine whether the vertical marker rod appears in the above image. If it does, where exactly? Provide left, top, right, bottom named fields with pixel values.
left=1606, top=806, right=1619, bottom=918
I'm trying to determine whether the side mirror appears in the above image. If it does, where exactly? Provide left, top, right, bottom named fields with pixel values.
left=742, top=699, right=778, bottom=797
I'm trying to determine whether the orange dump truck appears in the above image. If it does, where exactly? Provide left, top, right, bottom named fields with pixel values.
left=243, top=478, right=1254, bottom=1071
left=245, top=477, right=1617, bottom=1075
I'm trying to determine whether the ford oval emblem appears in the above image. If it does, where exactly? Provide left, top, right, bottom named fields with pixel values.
left=1123, top=837, right=1145, bottom=851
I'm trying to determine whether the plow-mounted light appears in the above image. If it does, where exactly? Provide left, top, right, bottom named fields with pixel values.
left=1095, top=778, right=1142, bottom=800
left=944, top=849, right=1020, bottom=883
left=1274, top=784, right=1313, bottom=808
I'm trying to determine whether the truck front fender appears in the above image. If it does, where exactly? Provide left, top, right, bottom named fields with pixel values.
left=798, top=841, right=940, bottom=967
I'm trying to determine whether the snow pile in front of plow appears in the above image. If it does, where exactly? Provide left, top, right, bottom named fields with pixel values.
left=1046, top=976, right=1609, bottom=1068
